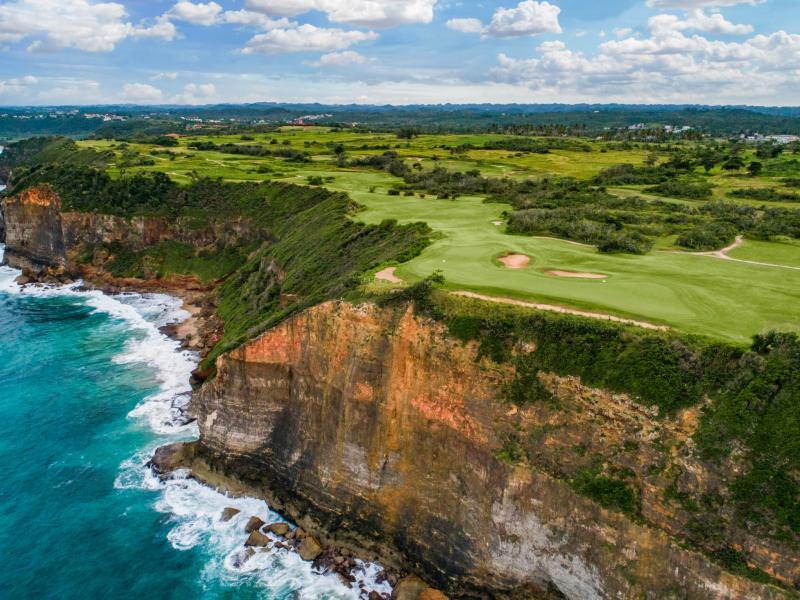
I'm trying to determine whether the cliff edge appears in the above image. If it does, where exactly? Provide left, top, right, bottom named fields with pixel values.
left=192, top=300, right=794, bottom=599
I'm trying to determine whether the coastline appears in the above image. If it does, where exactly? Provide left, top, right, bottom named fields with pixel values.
left=1, top=248, right=401, bottom=599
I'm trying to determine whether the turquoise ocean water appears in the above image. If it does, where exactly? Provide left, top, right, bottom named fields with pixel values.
left=0, top=244, right=388, bottom=600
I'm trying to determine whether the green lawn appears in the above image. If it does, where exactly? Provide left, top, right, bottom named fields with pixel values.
left=728, top=238, right=800, bottom=268
left=75, top=132, right=800, bottom=342
left=350, top=187, right=800, bottom=343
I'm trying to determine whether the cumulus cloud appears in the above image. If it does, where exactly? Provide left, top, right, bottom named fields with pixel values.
left=446, top=18, right=485, bottom=34
left=168, top=1, right=223, bottom=26
left=243, top=24, right=378, bottom=54
left=121, top=82, right=163, bottom=102
left=490, top=27, right=800, bottom=103
left=0, top=0, right=176, bottom=52
left=312, top=50, right=370, bottom=66
left=446, top=1, right=561, bottom=38
left=0, top=75, right=38, bottom=94
left=173, top=82, right=217, bottom=103
left=648, top=9, right=753, bottom=35
left=243, top=0, right=438, bottom=28
left=647, top=0, right=764, bottom=7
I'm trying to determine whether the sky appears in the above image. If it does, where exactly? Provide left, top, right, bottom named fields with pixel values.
left=0, top=0, right=799, bottom=106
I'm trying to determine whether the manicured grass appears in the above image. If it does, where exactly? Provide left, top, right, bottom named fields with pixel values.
left=351, top=189, right=800, bottom=343
left=75, top=132, right=800, bottom=342
left=728, top=238, right=800, bottom=268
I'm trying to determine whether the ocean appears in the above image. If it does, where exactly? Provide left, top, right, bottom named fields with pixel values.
left=0, top=243, right=388, bottom=599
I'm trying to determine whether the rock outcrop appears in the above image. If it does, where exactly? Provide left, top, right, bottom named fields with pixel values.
left=1, top=185, right=66, bottom=275
left=192, top=301, right=793, bottom=599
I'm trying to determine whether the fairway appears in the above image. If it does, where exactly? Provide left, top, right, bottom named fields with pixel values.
left=351, top=189, right=800, bottom=343
left=75, top=130, right=800, bottom=343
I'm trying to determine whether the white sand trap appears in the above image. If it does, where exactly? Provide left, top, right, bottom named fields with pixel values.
left=492, top=220, right=504, bottom=226
left=545, top=270, right=607, bottom=279
left=375, top=267, right=402, bottom=283
left=499, top=254, right=530, bottom=269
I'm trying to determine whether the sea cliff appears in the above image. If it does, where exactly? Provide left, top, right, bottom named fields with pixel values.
left=1, top=182, right=797, bottom=599
left=189, top=300, right=794, bottom=599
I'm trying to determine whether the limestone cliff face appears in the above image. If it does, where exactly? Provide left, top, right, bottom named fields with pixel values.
left=1, top=186, right=66, bottom=274
left=195, top=301, right=792, bottom=599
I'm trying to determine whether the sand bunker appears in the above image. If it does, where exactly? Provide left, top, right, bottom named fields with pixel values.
left=499, top=254, right=530, bottom=269
left=545, top=270, right=607, bottom=279
left=375, top=267, right=402, bottom=283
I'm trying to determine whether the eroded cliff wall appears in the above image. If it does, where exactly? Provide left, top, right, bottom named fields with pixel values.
left=194, top=301, right=792, bottom=599
left=1, top=185, right=66, bottom=274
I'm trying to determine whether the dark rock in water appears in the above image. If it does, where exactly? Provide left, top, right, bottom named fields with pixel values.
left=264, top=522, right=290, bottom=537
left=148, top=441, right=197, bottom=476
left=14, top=274, right=31, bottom=285
left=221, top=507, right=241, bottom=522
left=244, top=516, right=265, bottom=533
left=169, top=392, right=196, bottom=426
left=231, top=547, right=256, bottom=568
left=298, top=536, right=323, bottom=561
left=244, top=530, right=271, bottom=548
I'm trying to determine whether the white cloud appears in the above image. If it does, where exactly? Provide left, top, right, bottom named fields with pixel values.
left=0, top=75, right=38, bottom=94
left=121, top=82, right=164, bottom=102
left=312, top=50, right=369, bottom=66
left=615, top=27, right=633, bottom=38
left=0, top=0, right=176, bottom=52
left=173, top=82, right=217, bottom=103
left=490, top=28, right=800, bottom=103
left=647, top=0, right=764, bottom=7
left=446, top=18, right=485, bottom=34
left=486, top=1, right=562, bottom=37
left=168, top=1, right=223, bottom=26
left=447, top=1, right=561, bottom=38
left=151, top=72, right=178, bottom=81
left=648, top=9, right=753, bottom=36
left=221, top=10, right=290, bottom=29
left=243, top=0, right=438, bottom=28
left=243, top=24, right=378, bottom=54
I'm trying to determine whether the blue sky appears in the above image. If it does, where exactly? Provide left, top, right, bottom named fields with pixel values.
left=0, top=0, right=799, bottom=105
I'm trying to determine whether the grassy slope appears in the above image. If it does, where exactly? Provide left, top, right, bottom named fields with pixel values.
left=75, top=132, right=800, bottom=343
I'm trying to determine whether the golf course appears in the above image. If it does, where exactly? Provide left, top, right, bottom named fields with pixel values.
left=73, top=128, right=800, bottom=343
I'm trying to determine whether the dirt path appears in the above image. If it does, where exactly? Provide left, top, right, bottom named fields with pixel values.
left=453, top=291, right=668, bottom=331
left=701, top=236, right=744, bottom=260
left=675, top=236, right=800, bottom=271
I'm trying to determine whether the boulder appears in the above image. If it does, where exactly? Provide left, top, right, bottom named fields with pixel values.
left=265, top=522, right=291, bottom=536
left=148, top=441, right=196, bottom=476
left=391, top=576, right=447, bottom=600
left=298, top=536, right=323, bottom=561
left=244, top=516, right=265, bottom=533
left=244, top=530, right=271, bottom=548
left=220, top=507, right=241, bottom=522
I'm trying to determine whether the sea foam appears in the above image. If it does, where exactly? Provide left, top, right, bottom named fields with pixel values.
left=0, top=244, right=389, bottom=597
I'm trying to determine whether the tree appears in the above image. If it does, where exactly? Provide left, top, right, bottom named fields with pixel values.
left=747, top=161, right=763, bottom=177
left=722, top=155, right=745, bottom=171
left=397, top=127, right=419, bottom=140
